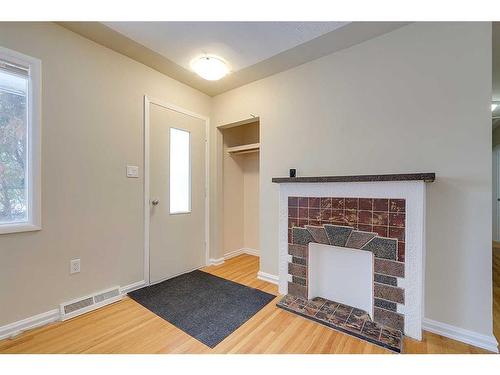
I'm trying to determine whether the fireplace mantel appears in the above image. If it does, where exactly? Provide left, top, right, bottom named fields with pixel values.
left=272, top=172, right=435, bottom=184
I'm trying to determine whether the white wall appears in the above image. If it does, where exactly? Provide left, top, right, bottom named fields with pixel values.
left=212, top=22, right=494, bottom=337
left=0, top=22, right=211, bottom=326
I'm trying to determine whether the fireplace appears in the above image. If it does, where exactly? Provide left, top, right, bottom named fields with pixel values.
left=272, top=173, right=434, bottom=353
left=309, top=242, right=374, bottom=318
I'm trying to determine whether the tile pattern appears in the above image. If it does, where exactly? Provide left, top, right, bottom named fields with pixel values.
left=363, top=237, right=398, bottom=260
left=288, top=196, right=405, bottom=261
left=374, top=274, right=397, bottom=286
left=374, top=298, right=397, bottom=312
left=324, top=224, right=353, bottom=246
left=345, top=231, right=376, bottom=249
left=277, top=295, right=403, bottom=353
left=287, top=196, right=406, bottom=332
left=305, top=225, right=330, bottom=244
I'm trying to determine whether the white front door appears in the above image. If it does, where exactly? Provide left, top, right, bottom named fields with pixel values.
left=149, top=102, right=206, bottom=284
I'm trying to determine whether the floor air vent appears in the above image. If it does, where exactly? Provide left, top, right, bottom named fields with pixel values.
left=60, top=286, right=122, bottom=321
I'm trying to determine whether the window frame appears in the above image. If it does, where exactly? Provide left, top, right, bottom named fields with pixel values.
left=0, top=46, right=41, bottom=234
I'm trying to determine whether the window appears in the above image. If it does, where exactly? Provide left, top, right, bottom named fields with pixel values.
left=0, top=46, right=41, bottom=234
left=169, top=128, right=191, bottom=214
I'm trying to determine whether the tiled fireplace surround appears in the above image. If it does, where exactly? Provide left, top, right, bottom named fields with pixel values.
left=276, top=180, right=426, bottom=351
left=287, top=196, right=406, bottom=332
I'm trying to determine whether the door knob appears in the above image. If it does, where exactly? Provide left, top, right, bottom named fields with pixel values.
left=151, top=199, right=160, bottom=206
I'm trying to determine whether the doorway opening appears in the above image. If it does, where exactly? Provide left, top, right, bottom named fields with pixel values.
left=219, top=118, right=260, bottom=261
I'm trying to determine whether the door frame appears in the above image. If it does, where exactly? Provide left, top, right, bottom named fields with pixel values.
left=143, top=96, right=210, bottom=286
left=494, top=145, right=500, bottom=242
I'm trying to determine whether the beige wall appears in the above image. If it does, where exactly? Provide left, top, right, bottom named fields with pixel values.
left=222, top=128, right=245, bottom=254
left=0, top=22, right=211, bottom=326
left=243, top=152, right=259, bottom=251
left=212, top=23, right=494, bottom=336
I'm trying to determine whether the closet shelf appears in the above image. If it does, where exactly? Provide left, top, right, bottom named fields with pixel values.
left=227, top=142, right=260, bottom=155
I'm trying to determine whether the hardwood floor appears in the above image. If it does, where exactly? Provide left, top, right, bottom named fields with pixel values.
left=0, top=253, right=497, bottom=354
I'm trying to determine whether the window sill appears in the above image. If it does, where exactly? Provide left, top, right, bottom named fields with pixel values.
left=0, top=223, right=42, bottom=235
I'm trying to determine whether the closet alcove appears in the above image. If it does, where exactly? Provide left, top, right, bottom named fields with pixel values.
left=220, top=118, right=260, bottom=258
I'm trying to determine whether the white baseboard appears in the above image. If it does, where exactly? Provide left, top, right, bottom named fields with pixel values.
left=257, top=271, right=279, bottom=285
left=210, top=248, right=261, bottom=266
left=0, top=309, right=60, bottom=340
left=241, top=248, right=260, bottom=257
left=0, top=280, right=145, bottom=340
left=423, top=318, right=499, bottom=353
left=223, top=248, right=244, bottom=260
left=120, top=280, right=146, bottom=294
left=225, top=248, right=260, bottom=260
left=208, top=257, right=225, bottom=266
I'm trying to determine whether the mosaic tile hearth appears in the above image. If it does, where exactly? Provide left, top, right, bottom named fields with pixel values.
left=277, top=295, right=403, bottom=352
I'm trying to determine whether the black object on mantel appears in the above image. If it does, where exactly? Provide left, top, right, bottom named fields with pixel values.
left=272, top=172, right=436, bottom=184
left=289, top=169, right=296, bottom=178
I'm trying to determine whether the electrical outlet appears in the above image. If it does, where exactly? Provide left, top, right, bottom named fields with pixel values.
left=70, top=259, right=80, bottom=274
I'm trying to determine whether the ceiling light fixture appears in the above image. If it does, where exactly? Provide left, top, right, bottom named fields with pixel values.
left=493, top=103, right=499, bottom=112
left=191, top=56, right=229, bottom=81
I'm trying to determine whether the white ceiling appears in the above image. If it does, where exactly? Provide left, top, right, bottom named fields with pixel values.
left=104, top=22, right=348, bottom=73
left=61, top=22, right=409, bottom=96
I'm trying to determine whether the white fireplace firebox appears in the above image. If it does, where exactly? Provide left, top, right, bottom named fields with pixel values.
left=308, top=242, right=374, bottom=319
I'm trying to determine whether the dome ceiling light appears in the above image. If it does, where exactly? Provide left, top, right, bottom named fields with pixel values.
left=190, top=55, right=229, bottom=81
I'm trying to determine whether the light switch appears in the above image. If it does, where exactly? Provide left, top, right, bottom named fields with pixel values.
left=126, top=165, right=139, bottom=178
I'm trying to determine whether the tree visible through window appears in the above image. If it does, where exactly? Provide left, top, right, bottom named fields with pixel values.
left=0, top=66, right=28, bottom=224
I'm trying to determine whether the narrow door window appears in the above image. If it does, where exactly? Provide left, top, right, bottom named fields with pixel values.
left=169, top=128, right=191, bottom=214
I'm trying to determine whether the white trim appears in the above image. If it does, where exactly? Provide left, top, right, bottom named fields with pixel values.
left=120, top=280, right=146, bottom=295
left=208, top=257, right=225, bottom=266
left=224, top=248, right=244, bottom=260
left=0, top=309, right=59, bottom=340
left=143, top=96, right=150, bottom=284
left=223, top=248, right=260, bottom=260
left=209, top=248, right=260, bottom=266
left=493, top=145, right=500, bottom=241
left=241, top=247, right=260, bottom=257
left=257, top=271, right=279, bottom=285
left=0, top=46, right=42, bottom=235
left=0, top=222, right=41, bottom=234
left=423, top=318, right=499, bottom=353
left=143, top=96, right=210, bottom=286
